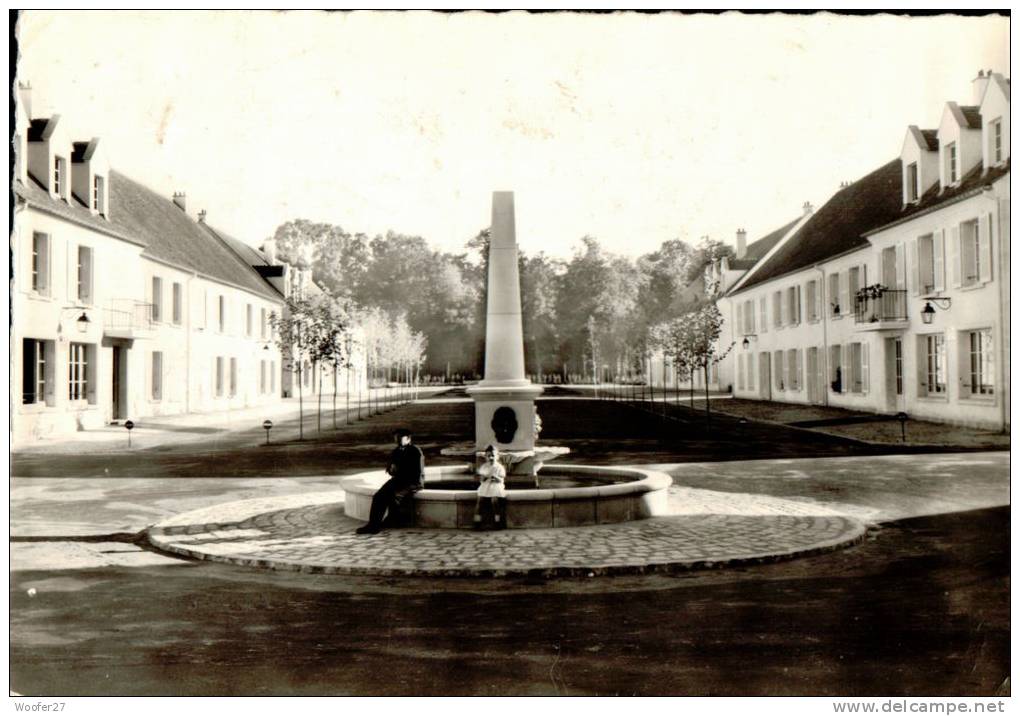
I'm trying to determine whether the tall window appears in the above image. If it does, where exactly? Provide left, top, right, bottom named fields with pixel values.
left=960, top=219, right=981, bottom=286
left=991, top=119, right=1003, bottom=164
left=218, top=296, right=226, bottom=333
left=829, top=344, right=843, bottom=393
left=260, top=360, right=267, bottom=394
left=787, top=286, right=801, bottom=325
left=151, top=277, right=164, bottom=322
left=806, top=281, right=818, bottom=322
left=172, top=282, right=182, bottom=325
left=746, top=352, right=755, bottom=392
left=786, top=349, right=799, bottom=391
left=53, top=156, right=67, bottom=198
left=906, top=162, right=919, bottom=202
left=759, top=297, right=767, bottom=333
left=77, top=246, right=93, bottom=303
left=68, top=342, right=90, bottom=401
left=828, top=273, right=841, bottom=315
left=31, top=232, right=50, bottom=295
left=848, top=342, right=866, bottom=394
left=946, top=142, right=958, bottom=184
left=229, top=358, right=238, bottom=397
left=772, top=291, right=783, bottom=327
left=22, top=339, right=53, bottom=405
left=246, top=304, right=253, bottom=337
left=260, top=308, right=267, bottom=339
left=737, top=354, right=745, bottom=391
left=93, top=175, right=106, bottom=215
left=848, top=266, right=862, bottom=305
left=967, top=329, right=994, bottom=396
left=773, top=350, right=784, bottom=391
left=151, top=351, right=163, bottom=400
left=270, top=360, right=276, bottom=393
left=924, top=334, right=946, bottom=395
left=913, top=234, right=942, bottom=293
left=215, top=357, right=224, bottom=397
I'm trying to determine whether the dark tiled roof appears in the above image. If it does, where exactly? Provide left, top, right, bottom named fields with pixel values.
left=733, top=159, right=903, bottom=294
left=107, top=171, right=282, bottom=301
left=729, top=216, right=800, bottom=270
left=960, top=105, right=982, bottom=129
left=201, top=222, right=272, bottom=267
left=16, top=170, right=282, bottom=303
left=870, top=159, right=1010, bottom=234
left=16, top=176, right=143, bottom=246
left=920, top=129, right=939, bottom=151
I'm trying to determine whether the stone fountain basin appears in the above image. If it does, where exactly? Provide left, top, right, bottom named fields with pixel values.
left=341, top=464, right=672, bottom=529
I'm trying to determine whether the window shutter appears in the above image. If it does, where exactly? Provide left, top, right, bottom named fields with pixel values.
left=748, top=300, right=755, bottom=333
left=796, top=349, right=803, bottom=391
left=916, top=336, right=928, bottom=397
left=736, top=304, right=743, bottom=335
left=760, top=298, right=767, bottom=333
left=796, top=285, right=802, bottom=323
left=979, top=213, right=993, bottom=283
left=748, top=355, right=755, bottom=391
left=895, top=243, right=906, bottom=289
left=862, top=343, right=870, bottom=394
left=839, top=345, right=847, bottom=393
left=933, top=230, right=946, bottom=292
left=737, top=354, right=744, bottom=390
left=910, top=240, right=919, bottom=295
left=950, top=225, right=961, bottom=288
left=839, top=272, right=849, bottom=315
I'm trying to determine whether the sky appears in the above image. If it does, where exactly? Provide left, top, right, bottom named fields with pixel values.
left=16, top=11, right=1009, bottom=261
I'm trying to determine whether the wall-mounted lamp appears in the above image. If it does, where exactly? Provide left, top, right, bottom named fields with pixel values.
left=75, top=311, right=91, bottom=333
left=920, top=297, right=952, bottom=325
left=741, top=334, right=757, bottom=350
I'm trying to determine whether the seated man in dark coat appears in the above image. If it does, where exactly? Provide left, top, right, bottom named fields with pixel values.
left=356, top=428, right=425, bottom=534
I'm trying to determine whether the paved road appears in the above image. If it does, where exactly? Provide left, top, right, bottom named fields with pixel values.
left=9, top=394, right=1010, bottom=696
left=10, top=394, right=979, bottom=478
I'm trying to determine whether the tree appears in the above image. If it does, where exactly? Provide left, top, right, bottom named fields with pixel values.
left=307, top=295, right=355, bottom=430
left=269, top=295, right=318, bottom=440
left=684, top=303, right=735, bottom=421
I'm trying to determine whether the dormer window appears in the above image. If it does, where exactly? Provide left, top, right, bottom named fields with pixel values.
left=906, top=162, right=919, bottom=202
left=991, top=119, right=1003, bottom=164
left=946, top=142, right=958, bottom=184
left=53, top=156, right=67, bottom=199
left=92, top=175, right=105, bottom=215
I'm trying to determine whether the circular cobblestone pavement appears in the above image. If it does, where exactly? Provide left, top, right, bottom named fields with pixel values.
left=145, top=485, right=867, bottom=577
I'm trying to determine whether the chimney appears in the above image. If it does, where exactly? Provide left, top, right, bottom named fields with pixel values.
left=262, top=238, right=278, bottom=265
left=972, top=69, right=990, bottom=105
left=172, top=192, right=186, bottom=212
left=198, top=209, right=207, bottom=223
left=18, top=81, right=32, bottom=119
left=803, top=201, right=814, bottom=216
left=735, top=228, right=747, bottom=259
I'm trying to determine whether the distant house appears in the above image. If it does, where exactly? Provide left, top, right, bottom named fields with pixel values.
left=11, top=85, right=366, bottom=443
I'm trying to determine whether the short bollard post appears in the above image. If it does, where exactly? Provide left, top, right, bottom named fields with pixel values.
left=896, top=412, right=908, bottom=443
left=263, top=419, right=273, bottom=445
left=125, top=419, right=134, bottom=447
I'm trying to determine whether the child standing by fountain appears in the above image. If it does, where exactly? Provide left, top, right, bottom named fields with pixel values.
left=475, top=445, right=507, bottom=529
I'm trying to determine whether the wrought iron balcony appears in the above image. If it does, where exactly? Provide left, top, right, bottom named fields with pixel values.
left=103, top=300, right=155, bottom=338
left=854, top=287, right=908, bottom=329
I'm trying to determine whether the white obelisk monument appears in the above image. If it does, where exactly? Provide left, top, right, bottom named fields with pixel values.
left=466, top=192, right=544, bottom=459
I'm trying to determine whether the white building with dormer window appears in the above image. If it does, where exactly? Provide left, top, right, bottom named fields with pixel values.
left=11, top=85, right=367, bottom=444
left=707, top=70, right=1009, bottom=430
